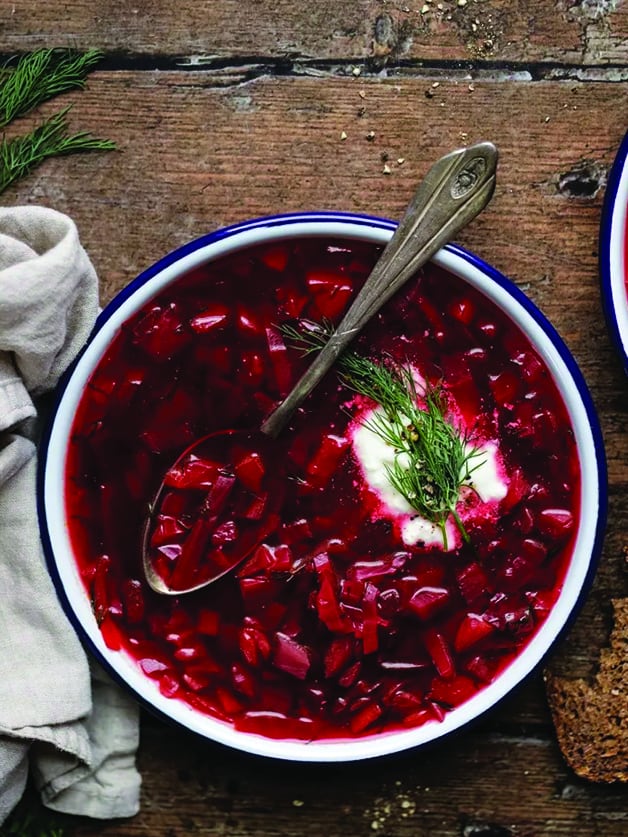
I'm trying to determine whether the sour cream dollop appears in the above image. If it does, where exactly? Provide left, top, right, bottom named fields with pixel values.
left=351, top=406, right=508, bottom=551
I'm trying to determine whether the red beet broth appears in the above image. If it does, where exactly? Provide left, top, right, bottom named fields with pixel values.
left=66, top=237, right=580, bottom=742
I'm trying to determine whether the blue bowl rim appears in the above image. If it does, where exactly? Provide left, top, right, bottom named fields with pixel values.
left=37, top=210, right=608, bottom=760
left=599, top=129, right=628, bottom=375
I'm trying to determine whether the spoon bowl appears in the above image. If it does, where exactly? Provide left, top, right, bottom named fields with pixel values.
left=143, top=429, right=285, bottom=594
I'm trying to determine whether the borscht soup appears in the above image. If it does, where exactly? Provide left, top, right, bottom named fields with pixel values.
left=64, top=235, right=581, bottom=743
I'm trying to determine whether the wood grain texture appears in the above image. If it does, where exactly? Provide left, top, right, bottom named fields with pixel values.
left=1, top=0, right=627, bottom=67
left=1, top=6, right=627, bottom=831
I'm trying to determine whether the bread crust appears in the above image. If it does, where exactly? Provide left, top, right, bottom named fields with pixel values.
left=545, top=597, right=627, bottom=783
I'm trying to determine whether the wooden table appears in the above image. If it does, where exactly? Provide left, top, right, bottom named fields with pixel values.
left=2, top=2, right=627, bottom=834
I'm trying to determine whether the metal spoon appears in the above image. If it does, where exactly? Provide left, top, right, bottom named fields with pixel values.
left=143, top=141, right=498, bottom=594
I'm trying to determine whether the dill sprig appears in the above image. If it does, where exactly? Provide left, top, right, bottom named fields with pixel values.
left=0, top=48, right=103, bottom=127
left=0, top=106, right=116, bottom=193
left=281, top=320, right=484, bottom=548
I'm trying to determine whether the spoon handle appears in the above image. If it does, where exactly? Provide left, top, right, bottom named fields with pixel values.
left=260, top=141, right=498, bottom=439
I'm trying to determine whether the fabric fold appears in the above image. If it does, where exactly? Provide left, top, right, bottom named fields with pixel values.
left=0, top=206, right=140, bottom=823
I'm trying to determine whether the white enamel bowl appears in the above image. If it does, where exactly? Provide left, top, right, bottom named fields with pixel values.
left=600, top=130, right=628, bottom=375
left=39, top=212, right=607, bottom=762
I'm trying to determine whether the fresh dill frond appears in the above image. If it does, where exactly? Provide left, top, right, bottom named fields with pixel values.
left=279, top=319, right=334, bottom=356
left=0, top=106, right=116, bottom=193
left=281, top=320, right=484, bottom=547
left=0, top=48, right=103, bottom=127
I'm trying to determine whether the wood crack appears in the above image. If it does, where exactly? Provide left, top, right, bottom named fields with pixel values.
left=0, top=51, right=626, bottom=83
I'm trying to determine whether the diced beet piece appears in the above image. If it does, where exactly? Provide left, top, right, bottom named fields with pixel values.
left=377, top=587, right=402, bottom=618
left=239, top=576, right=283, bottom=610
left=91, top=554, right=122, bottom=623
left=316, top=575, right=350, bottom=634
left=415, top=558, right=447, bottom=588
left=216, top=687, right=245, bottom=717
left=454, top=613, right=495, bottom=652
left=502, top=466, right=529, bottom=512
left=348, top=552, right=408, bottom=582
left=150, top=514, right=187, bottom=548
left=190, top=304, right=229, bottom=333
left=163, top=454, right=220, bottom=490
left=139, top=656, right=170, bottom=678
left=423, top=630, right=455, bottom=679
left=506, top=400, right=536, bottom=440
left=464, top=654, right=497, bottom=684
left=276, top=284, right=308, bottom=317
left=385, top=688, right=424, bottom=716
left=237, top=491, right=270, bottom=522
left=306, top=433, right=350, bottom=488
left=237, top=306, right=267, bottom=337
left=349, top=700, right=383, bottom=734
left=407, top=586, right=451, bottom=621
left=537, top=507, right=574, bottom=539
left=489, top=370, right=521, bottom=406
left=511, top=348, right=544, bottom=383
left=240, top=350, right=265, bottom=387
left=174, top=642, right=207, bottom=662
left=513, top=504, right=535, bottom=534
left=197, top=610, right=220, bottom=636
left=361, top=582, right=380, bottom=655
left=525, top=589, right=558, bottom=618
left=265, top=326, right=293, bottom=397
left=449, top=297, right=475, bottom=325
left=272, top=633, right=312, bottom=680
left=183, top=669, right=215, bottom=692
left=338, top=661, right=362, bottom=688
left=456, top=562, right=490, bottom=606
left=446, top=367, right=482, bottom=422
left=324, top=637, right=354, bottom=678
left=212, top=519, right=239, bottom=546
left=100, top=616, right=123, bottom=651
left=485, top=594, right=535, bottom=638
left=281, top=518, right=312, bottom=545
left=239, top=624, right=272, bottom=667
left=123, top=579, right=145, bottom=624
left=132, top=303, right=191, bottom=360
left=260, top=244, right=290, bottom=272
left=401, top=707, right=440, bottom=727
left=232, top=662, right=257, bottom=699
left=430, top=674, right=476, bottom=707
left=166, top=474, right=237, bottom=589
left=340, top=578, right=366, bottom=607
left=158, top=671, right=181, bottom=699
left=306, top=270, right=354, bottom=320
left=237, top=543, right=274, bottom=576
left=234, top=449, right=265, bottom=492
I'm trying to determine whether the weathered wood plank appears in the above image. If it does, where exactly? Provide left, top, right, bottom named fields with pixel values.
left=1, top=0, right=627, bottom=67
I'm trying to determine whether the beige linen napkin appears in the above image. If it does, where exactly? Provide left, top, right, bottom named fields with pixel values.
left=0, top=206, right=140, bottom=821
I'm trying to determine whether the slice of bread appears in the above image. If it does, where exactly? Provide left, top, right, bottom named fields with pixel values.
left=544, top=597, right=627, bottom=783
